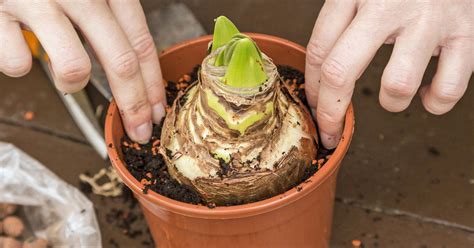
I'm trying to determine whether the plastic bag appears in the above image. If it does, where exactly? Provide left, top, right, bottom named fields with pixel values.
left=0, top=142, right=102, bottom=247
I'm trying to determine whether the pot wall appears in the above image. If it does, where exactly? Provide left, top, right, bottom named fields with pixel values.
left=136, top=172, right=338, bottom=247
left=106, top=34, right=355, bottom=248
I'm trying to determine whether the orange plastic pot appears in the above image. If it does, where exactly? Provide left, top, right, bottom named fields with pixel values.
left=105, top=33, right=355, bottom=248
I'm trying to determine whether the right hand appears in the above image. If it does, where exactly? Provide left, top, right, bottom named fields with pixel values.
left=0, top=0, right=166, bottom=144
left=305, top=0, right=473, bottom=149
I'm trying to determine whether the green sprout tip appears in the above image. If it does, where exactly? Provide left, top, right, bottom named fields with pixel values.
left=223, top=36, right=267, bottom=88
left=211, top=16, right=240, bottom=53
left=210, top=16, right=268, bottom=88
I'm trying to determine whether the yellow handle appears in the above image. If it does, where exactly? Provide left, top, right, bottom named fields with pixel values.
left=22, top=30, right=49, bottom=62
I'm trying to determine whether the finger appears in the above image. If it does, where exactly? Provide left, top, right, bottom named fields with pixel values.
left=12, top=3, right=91, bottom=92
left=317, top=11, right=392, bottom=148
left=62, top=1, right=152, bottom=143
left=380, top=29, right=438, bottom=112
left=108, top=0, right=167, bottom=124
left=0, top=16, right=32, bottom=77
left=305, top=1, right=356, bottom=116
left=420, top=39, right=472, bottom=115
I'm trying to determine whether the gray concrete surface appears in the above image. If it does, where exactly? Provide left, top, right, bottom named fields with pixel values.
left=1, top=0, right=473, bottom=247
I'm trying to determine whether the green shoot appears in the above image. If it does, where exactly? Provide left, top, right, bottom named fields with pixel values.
left=211, top=16, right=240, bottom=53
left=223, top=36, right=267, bottom=88
left=210, top=16, right=268, bottom=88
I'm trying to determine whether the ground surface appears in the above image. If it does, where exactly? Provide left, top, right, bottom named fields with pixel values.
left=1, top=1, right=473, bottom=247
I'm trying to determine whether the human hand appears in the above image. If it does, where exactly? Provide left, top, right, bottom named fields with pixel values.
left=0, top=0, right=166, bottom=144
left=305, top=0, right=473, bottom=148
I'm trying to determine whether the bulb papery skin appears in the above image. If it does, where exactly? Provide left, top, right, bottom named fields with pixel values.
left=160, top=49, right=318, bottom=205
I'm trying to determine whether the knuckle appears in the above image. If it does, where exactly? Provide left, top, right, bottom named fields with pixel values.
left=122, top=98, right=150, bottom=117
left=2, top=56, right=32, bottom=76
left=144, top=81, right=163, bottom=105
left=317, top=108, right=344, bottom=126
left=432, top=84, right=464, bottom=103
left=110, top=50, right=140, bottom=79
left=56, top=57, right=91, bottom=83
left=382, top=73, right=418, bottom=97
left=321, top=59, right=349, bottom=89
left=131, top=32, right=156, bottom=61
left=306, top=41, right=328, bottom=67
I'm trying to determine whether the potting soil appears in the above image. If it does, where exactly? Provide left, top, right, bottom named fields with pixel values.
left=120, top=65, right=333, bottom=206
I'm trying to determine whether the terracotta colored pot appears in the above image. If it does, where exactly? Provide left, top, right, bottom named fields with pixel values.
left=105, top=33, right=355, bottom=248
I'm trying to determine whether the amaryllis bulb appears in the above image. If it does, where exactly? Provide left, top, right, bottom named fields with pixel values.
left=160, top=16, right=318, bottom=205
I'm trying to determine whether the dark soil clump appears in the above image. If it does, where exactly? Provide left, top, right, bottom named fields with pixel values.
left=121, top=132, right=202, bottom=204
left=121, top=65, right=334, bottom=206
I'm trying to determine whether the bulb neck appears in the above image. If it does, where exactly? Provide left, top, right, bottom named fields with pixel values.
left=197, top=50, right=280, bottom=136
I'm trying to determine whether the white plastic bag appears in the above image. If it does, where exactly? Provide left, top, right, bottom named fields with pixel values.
left=0, top=142, right=102, bottom=247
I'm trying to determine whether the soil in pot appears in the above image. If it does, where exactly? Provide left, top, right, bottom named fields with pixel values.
left=120, top=65, right=334, bottom=206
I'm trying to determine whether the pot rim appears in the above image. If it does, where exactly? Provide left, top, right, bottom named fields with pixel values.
left=105, top=33, right=355, bottom=219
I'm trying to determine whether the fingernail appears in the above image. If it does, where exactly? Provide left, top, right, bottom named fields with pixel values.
left=152, top=103, right=166, bottom=123
left=134, top=121, right=152, bottom=144
left=320, top=132, right=339, bottom=149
